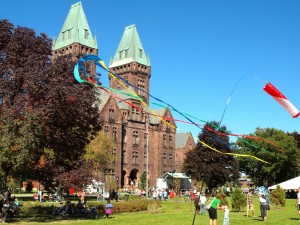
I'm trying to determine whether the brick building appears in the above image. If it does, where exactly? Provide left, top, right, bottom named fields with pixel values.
left=52, top=2, right=194, bottom=188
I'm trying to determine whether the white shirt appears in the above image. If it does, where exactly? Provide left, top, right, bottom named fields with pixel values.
left=259, top=196, right=267, bottom=204
left=200, top=196, right=207, bottom=204
left=297, top=192, right=300, bottom=204
left=224, top=208, right=229, bottom=219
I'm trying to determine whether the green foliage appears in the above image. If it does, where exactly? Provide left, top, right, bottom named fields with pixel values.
left=230, top=187, right=246, bottom=212
left=138, top=171, right=147, bottom=190
left=183, top=121, right=239, bottom=190
left=84, top=131, right=115, bottom=174
left=236, top=128, right=300, bottom=187
left=270, top=185, right=286, bottom=207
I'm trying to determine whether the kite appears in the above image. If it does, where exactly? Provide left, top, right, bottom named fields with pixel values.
left=263, top=82, right=300, bottom=118
left=74, top=54, right=272, bottom=163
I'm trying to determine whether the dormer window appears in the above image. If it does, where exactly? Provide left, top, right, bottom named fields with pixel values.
left=139, top=49, right=143, bottom=58
left=68, top=28, right=72, bottom=39
left=84, top=29, right=89, bottom=39
left=119, top=50, right=123, bottom=60
left=62, top=31, right=66, bottom=41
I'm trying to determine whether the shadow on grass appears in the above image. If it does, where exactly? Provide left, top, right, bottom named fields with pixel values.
left=7, top=214, right=102, bottom=223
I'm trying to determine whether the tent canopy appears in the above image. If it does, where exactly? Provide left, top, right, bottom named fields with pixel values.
left=161, top=172, right=190, bottom=180
left=268, top=176, right=300, bottom=190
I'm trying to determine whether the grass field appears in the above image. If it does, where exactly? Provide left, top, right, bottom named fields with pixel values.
left=8, top=196, right=300, bottom=225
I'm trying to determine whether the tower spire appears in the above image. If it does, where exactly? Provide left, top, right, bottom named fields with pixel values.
left=52, top=1, right=97, bottom=51
left=109, top=24, right=150, bottom=68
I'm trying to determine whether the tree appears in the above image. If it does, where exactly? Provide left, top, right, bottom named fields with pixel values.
left=0, top=19, right=52, bottom=188
left=84, top=131, right=115, bottom=177
left=183, top=121, right=239, bottom=191
left=236, top=128, right=300, bottom=187
left=231, top=187, right=246, bottom=211
left=139, top=172, right=147, bottom=191
left=0, top=20, right=101, bottom=189
left=270, top=185, right=286, bottom=207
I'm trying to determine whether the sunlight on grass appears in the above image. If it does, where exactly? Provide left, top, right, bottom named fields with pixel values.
left=9, top=197, right=300, bottom=225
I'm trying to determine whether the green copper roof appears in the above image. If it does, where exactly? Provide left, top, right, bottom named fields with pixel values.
left=109, top=24, right=150, bottom=67
left=52, top=1, right=97, bottom=50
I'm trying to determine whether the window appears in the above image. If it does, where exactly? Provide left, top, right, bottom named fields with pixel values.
left=139, top=49, right=143, bottom=58
left=163, top=153, right=167, bottom=166
left=166, top=120, right=171, bottom=132
left=68, top=29, right=72, bottom=39
left=133, top=131, right=139, bottom=144
left=112, top=149, right=117, bottom=164
left=122, top=112, right=127, bottom=122
left=119, top=50, right=123, bottom=59
left=132, top=151, right=138, bottom=164
left=131, top=107, right=135, bottom=120
left=137, top=79, right=145, bottom=95
left=62, top=31, right=66, bottom=41
left=136, top=110, right=139, bottom=121
left=163, top=134, right=167, bottom=147
left=109, top=109, right=115, bottom=121
left=112, top=127, right=117, bottom=141
left=84, top=29, right=89, bottom=39
left=169, top=135, right=173, bottom=148
left=104, top=125, right=109, bottom=133
left=125, top=49, right=129, bottom=58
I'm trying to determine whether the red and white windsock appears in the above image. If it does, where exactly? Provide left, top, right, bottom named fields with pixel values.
left=263, top=82, right=300, bottom=118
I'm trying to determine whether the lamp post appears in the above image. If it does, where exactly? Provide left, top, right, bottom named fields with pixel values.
left=171, top=169, right=175, bottom=189
left=116, top=176, right=119, bottom=190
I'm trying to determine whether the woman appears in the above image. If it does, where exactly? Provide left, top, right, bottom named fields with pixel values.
left=259, top=194, right=268, bottom=222
left=207, top=194, right=223, bottom=225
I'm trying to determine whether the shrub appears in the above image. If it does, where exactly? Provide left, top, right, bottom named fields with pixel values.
left=270, top=185, right=286, bottom=207
left=231, top=187, right=246, bottom=212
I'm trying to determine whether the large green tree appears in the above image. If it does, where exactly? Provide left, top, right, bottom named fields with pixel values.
left=236, top=128, right=300, bottom=187
left=183, top=121, right=239, bottom=191
left=0, top=20, right=101, bottom=189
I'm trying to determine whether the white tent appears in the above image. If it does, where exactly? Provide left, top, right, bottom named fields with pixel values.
left=268, top=176, right=300, bottom=190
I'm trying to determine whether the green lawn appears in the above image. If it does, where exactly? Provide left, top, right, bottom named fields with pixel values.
left=8, top=197, right=300, bottom=225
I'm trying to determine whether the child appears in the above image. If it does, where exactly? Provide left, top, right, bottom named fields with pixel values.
left=105, top=199, right=113, bottom=218
left=222, top=204, right=229, bottom=225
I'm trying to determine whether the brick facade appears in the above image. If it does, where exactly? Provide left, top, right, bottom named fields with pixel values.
left=52, top=2, right=195, bottom=189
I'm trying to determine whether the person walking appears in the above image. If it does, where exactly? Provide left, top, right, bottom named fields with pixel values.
left=246, top=189, right=254, bottom=217
left=259, top=194, right=268, bottom=222
left=200, top=192, right=207, bottom=215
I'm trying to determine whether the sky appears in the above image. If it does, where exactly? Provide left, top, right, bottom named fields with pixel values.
left=1, top=0, right=300, bottom=141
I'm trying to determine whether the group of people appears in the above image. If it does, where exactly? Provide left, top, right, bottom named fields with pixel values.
left=0, top=197, right=20, bottom=223
left=247, top=189, right=270, bottom=222
left=199, top=193, right=228, bottom=225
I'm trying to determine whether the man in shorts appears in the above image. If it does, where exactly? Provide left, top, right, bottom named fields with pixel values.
left=246, top=189, right=254, bottom=217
